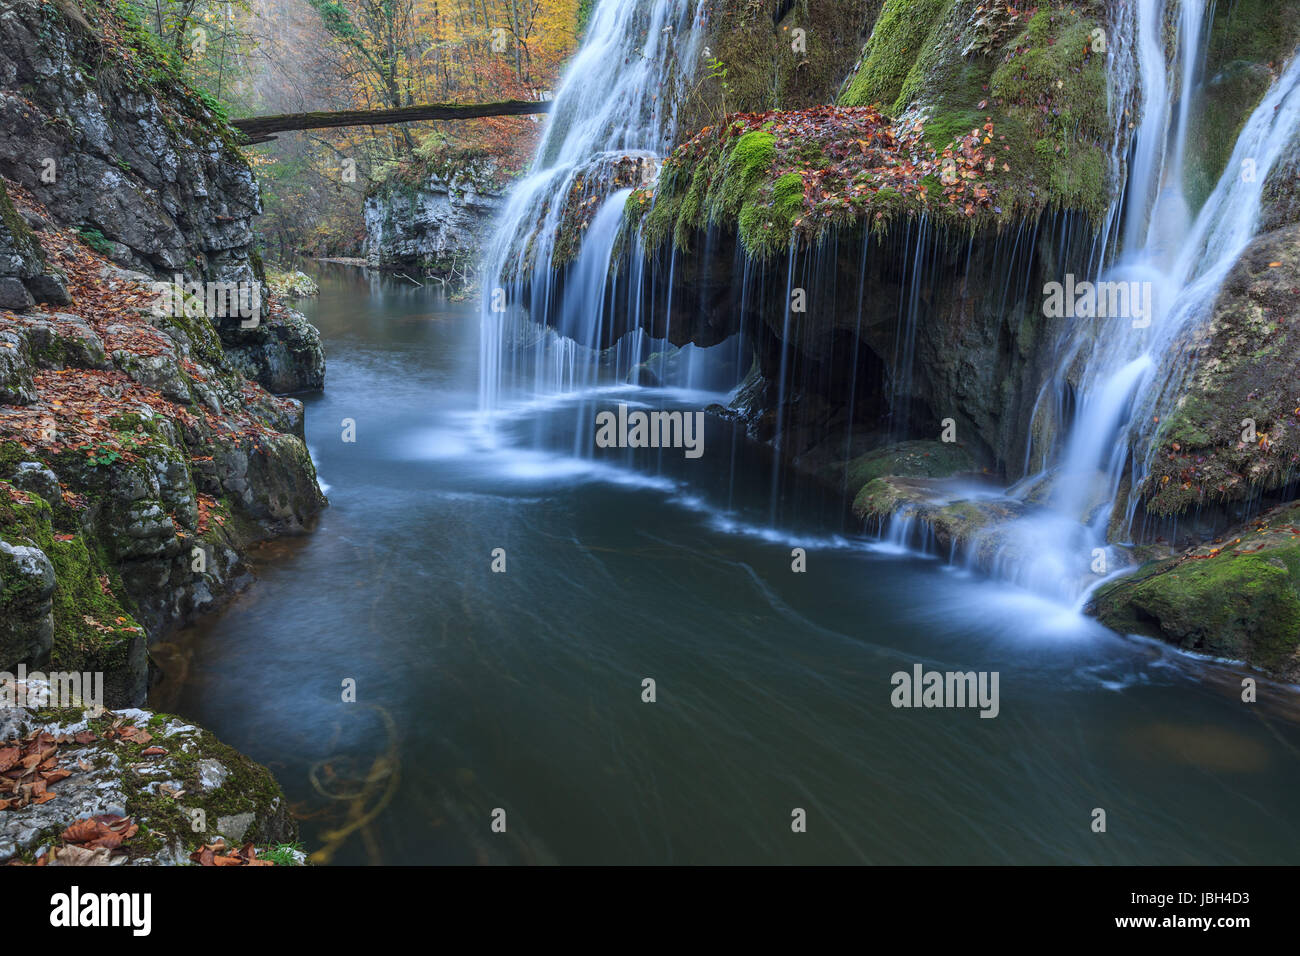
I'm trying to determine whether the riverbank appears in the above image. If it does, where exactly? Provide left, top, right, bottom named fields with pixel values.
left=1, top=181, right=327, bottom=706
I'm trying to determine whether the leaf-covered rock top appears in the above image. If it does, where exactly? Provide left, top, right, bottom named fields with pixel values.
left=630, top=104, right=1006, bottom=259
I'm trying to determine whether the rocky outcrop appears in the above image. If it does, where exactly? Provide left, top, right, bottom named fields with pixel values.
left=498, top=1, right=1113, bottom=485
left=0, top=691, right=298, bottom=865
left=266, top=269, right=320, bottom=299
left=0, top=0, right=326, bottom=397
left=0, top=179, right=71, bottom=311
left=1136, top=223, right=1300, bottom=521
left=1, top=191, right=326, bottom=707
left=364, top=173, right=503, bottom=276
left=218, top=303, right=327, bottom=395
left=1088, top=500, right=1300, bottom=682
left=0, top=0, right=259, bottom=285
left=675, top=0, right=883, bottom=137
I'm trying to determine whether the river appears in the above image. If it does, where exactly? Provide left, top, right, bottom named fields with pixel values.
left=148, top=264, right=1300, bottom=865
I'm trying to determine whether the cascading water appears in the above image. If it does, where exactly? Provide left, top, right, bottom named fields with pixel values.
left=476, top=0, right=1300, bottom=608
left=985, top=0, right=1300, bottom=605
left=478, top=0, right=706, bottom=422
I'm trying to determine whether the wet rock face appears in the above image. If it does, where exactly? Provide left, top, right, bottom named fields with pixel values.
left=364, top=175, right=503, bottom=274
left=218, top=307, right=327, bottom=395
left=589, top=212, right=1093, bottom=480
left=1137, top=223, right=1300, bottom=522
left=0, top=0, right=261, bottom=283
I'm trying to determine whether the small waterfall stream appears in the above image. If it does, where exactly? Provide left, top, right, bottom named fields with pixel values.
left=992, top=0, right=1300, bottom=605
left=479, top=0, right=705, bottom=420
left=476, top=0, right=1300, bottom=609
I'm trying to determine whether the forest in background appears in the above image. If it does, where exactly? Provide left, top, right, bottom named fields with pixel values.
left=118, top=0, right=590, bottom=261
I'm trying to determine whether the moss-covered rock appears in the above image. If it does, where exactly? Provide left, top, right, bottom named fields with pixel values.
left=633, top=104, right=1003, bottom=259
left=0, top=696, right=296, bottom=865
left=1184, top=0, right=1300, bottom=213
left=846, top=438, right=977, bottom=491
left=675, top=0, right=883, bottom=136
left=841, top=0, right=1112, bottom=222
left=1088, top=500, right=1300, bottom=681
left=0, top=481, right=147, bottom=705
left=632, top=1, right=1111, bottom=261
left=852, top=471, right=1026, bottom=562
left=266, top=269, right=320, bottom=299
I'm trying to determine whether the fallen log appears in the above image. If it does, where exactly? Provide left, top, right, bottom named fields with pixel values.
left=231, top=100, right=552, bottom=144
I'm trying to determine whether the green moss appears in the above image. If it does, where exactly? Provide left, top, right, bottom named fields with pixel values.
left=0, top=440, right=29, bottom=475
left=843, top=1, right=1111, bottom=222
left=0, top=179, right=45, bottom=271
left=713, top=131, right=777, bottom=219
left=841, top=0, right=956, bottom=109
left=987, top=9, right=1110, bottom=220
left=1091, top=531, right=1300, bottom=677
left=77, top=226, right=115, bottom=256
left=677, top=0, right=883, bottom=134
left=0, top=477, right=143, bottom=672
left=1184, top=0, right=1300, bottom=211
left=48, top=534, right=143, bottom=672
left=846, top=438, right=977, bottom=490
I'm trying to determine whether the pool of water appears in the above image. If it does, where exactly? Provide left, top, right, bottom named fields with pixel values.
left=148, top=264, right=1300, bottom=865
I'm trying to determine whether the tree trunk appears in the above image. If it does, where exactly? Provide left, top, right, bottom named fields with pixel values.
left=231, top=100, right=552, bottom=144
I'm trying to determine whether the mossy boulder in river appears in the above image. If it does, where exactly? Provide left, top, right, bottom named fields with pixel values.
left=1088, top=501, right=1300, bottom=682
left=846, top=438, right=978, bottom=491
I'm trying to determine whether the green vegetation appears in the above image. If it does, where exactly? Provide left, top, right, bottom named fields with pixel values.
left=76, top=226, right=114, bottom=256
left=676, top=0, right=883, bottom=134
left=840, top=0, right=956, bottom=110
left=261, top=843, right=307, bottom=866
left=845, top=439, right=977, bottom=492
left=1090, top=503, right=1300, bottom=679
left=0, top=481, right=144, bottom=674
left=1184, top=0, right=1300, bottom=211
left=843, top=0, right=1112, bottom=222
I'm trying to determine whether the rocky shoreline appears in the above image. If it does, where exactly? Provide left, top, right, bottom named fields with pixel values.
left=0, top=0, right=325, bottom=864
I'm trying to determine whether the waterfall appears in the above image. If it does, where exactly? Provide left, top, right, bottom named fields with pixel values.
left=988, top=0, right=1300, bottom=604
left=478, top=0, right=704, bottom=420
left=472, top=0, right=1300, bottom=603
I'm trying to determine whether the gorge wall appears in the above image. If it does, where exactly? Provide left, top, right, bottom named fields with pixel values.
left=364, top=172, right=503, bottom=279
left=0, top=0, right=327, bottom=708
